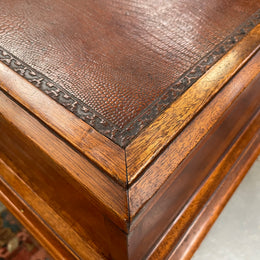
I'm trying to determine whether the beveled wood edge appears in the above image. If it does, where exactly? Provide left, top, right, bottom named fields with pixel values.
left=126, top=24, right=260, bottom=183
left=169, top=134, right=260, bottom=260
left=147, top=111, right=260, bottom=260
left=125, top=79, right=260, bottom=259
left=128, top=50, right=260, bottom=219
left=0, top=159, right=104, bottom=260
left=0, top=63, right=126, bottom=185
left=0, top=91, right=129, bottom=230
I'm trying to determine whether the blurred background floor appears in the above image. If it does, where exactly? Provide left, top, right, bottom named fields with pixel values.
left=192, top=156, right=260, bottom=260
left=0, top=201, right=52, bottom=259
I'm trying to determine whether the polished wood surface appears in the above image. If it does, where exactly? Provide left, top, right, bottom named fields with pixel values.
left=0, top=62, right=127, bottom=185
left=170, top=127, right=260, bottom=260
left=126, top=24, right=260, bottom=183
left=150, top=112, right=260, bottom=260
left=0, top=160, right=103, bottom=260
left=0, top=92, right=128, bottom=232
left=128, top=50, right=260, bottom=220
left=127, top=69, right=260, bottom=260
left=0, top=160, right=83, bottom=260
left=0, top=95, right=129, bottom=259
left=0, top=1, right=260, bottom=259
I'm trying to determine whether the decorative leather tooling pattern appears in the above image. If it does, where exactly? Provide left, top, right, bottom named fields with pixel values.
left=0, top=10, right=259, bottom=147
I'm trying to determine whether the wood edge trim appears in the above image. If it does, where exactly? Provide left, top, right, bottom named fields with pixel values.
left=126, top=24, right=260, bottom=183
left=0, top=159, right=103, bottom=260
left=0, top=183, right=78, bottom=260
left=128, top=51, right=260, bottom=219
left=0, top=63, right=126, bottom=184
left=170, top=131, right=260, bottom=260
left=0, top=91, right=128, bottom=229
left=147, top=111, right=260, bottom=260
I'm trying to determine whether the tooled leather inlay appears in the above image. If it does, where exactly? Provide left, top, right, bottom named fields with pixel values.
left=0, top=0, right=259, bottom=147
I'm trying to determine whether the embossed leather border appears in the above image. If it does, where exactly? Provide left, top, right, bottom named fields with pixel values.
left=0, top=10, right=259, bottom=147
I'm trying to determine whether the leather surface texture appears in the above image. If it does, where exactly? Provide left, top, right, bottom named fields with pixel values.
left=0, top=0, right=259, bottom=146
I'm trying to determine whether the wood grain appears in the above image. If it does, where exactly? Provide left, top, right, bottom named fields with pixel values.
left=0, top=62, right=126, bottom=185
left=126, top=24, right=260, bottom=183
left=170, top=131, right=260, bottom=260
left=148, top=109, right=260, bottom=260
left=129, top=49, right=260, bottom=219
left=0, top=100, right=129, bottom=259
left=0, top=91, right=128, bottom=231
left=0, top=159, right=103, bottom=260
left=125, top=72, right=260, bottom=260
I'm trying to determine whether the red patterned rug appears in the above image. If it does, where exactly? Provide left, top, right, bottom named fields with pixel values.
left=0, top=203, right=53, bottom=260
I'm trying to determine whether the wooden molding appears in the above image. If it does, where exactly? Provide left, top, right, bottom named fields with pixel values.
left=123, top=66, right=260, bottom=259
left=128, top=50, right=260, bottom=220
left=0, top=64, right=126, bottom=185
left=148, top=113, right=260, bottom=260
left=126, top=24, right=260, bottom=184
left=170, top=135, right=260, bottom=260
left=0, top=159, right=103, bottom=260
left=0, top=92, right=128, bottom=231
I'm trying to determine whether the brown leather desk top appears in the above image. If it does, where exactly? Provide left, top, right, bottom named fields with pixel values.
left=0, top=0, right=259, bottom=146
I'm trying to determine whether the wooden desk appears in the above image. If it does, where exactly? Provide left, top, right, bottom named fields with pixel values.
left=0, top=1, right=259, bottom=259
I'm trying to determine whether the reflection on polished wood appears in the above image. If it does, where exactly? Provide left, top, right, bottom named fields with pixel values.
left=126, top=24, right=260, bottom=183
left=0, top=1, right=260, bottom=259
